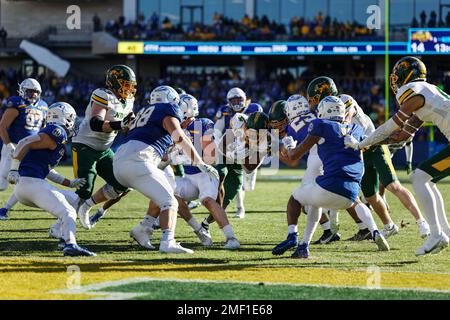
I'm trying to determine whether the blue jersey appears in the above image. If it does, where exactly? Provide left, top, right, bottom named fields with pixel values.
left=245, top=103, right=263, bottom=115
left=308, top=119, right=365, bottom=202
left=286, top=113, right=317, bottom=144
left=126, top=103, right=183, bottom=157
left=19, top=124, right=67, bottom=179
left=216, top=103, right=262, bottom=131
left=5, top=96, right=48, bottom=144
left=184, top=118, right=214, bottom=175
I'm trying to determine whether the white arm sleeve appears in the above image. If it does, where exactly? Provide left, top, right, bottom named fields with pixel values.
left=46, top=169, right=66, bottom=185
left=13, top=135, right=42, bottom=159
left=359, top=118, right=401, bottom=149
left=213, top=118, right=225, bottom=143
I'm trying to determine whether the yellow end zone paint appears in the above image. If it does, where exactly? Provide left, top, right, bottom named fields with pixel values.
left=1, top=258, right=449, bottom=299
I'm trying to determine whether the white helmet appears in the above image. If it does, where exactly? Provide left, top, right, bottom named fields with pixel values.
left=150, top=85, right=180, bottom=105
left=46, top=102, right=77, bottom=137
left=226, top=87, right=246, bottom=112
left=179, top=94, right=199, bottom=120
left=317, top=96, right=346, bottom=122
left=286, top=94, right=310, bottom=121
left=18, top=78, right=42, bottom=104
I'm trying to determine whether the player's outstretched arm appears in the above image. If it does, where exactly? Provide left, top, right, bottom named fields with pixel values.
left=46, top=169, right=87, bottom=189
left=286, top=135, right=320, bottom=161
left=378, top=115, right=423, bottom=145
left=89, top=102, right=134, bottom=133
left=358, top=95, right=425, bottom=149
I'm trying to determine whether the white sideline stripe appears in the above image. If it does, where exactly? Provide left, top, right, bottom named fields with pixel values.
left=49, top=277, right=450, bottom=300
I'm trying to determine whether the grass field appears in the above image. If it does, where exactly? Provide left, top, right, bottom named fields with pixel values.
left=0, top=166, right=449, bottom=300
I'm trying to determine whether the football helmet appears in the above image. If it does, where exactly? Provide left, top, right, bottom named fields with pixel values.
left=390, top=56, right=427, bottom=95
left=150, top=85, right=180, bottom=105
left=307, top=76, right=338, bottom=110
left=286, top=94, right=310, bottom=122
left=227, top=87, right=246, bottom=112
left=18, top=78, right=41, bottom=104
left=268, top=100, right=288, bottom=136
left=179, top=94, right=199, bottom=120
left=46, top=102, right=77, bottom=137
left=105, top=65, right=137, bottom=102
left=317, top=96, right=345, bottom=122
left=246, top=111, right=269, bottom=131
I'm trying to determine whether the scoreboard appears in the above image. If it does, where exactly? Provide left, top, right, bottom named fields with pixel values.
left=409, top=28, right=450, bottom=54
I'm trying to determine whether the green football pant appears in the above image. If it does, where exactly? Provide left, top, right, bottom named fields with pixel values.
left=217, top=163, right=244, bottom=209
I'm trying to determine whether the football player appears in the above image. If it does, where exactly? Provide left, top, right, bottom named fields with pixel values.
left=345, top=56, right=450, bottom=255
left=72, top=65, right=136, bottom=229
left=130, top=93, right=240, bottom=250
left=8, top=102, right=95, bottom=256
left=113, top=86, right=219, bottom=254
left=283, top=96, right=389, bottom=258
left=341, top=94, right=430, bottom=239
left=272, top=95, right=340, bottom=256
left=0, top=79, right=48, bottom=220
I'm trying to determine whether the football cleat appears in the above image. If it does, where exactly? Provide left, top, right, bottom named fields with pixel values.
left=187, top=201, right=201, bottom=210
left=272, top=232, right=298, bottom=255
left=89, top=209, right=106, bottom=228
left=63, top=243, right=96, bottom=257
left=291, top=242, right=309, bottom=258
left=312, top=230, right=341, bottom=245
left=381, top=224, right=399, bottom=239
left=159, top=240, right=194, bottom=254
left=235, top=207, right=245, bottom=219
left=130, top=225, right=155, bottom=250
left=346, top=228, right=373, bottom=241
left=415, top=233, right=449, bottom=256
left=373, top=230, right=390, bottom=251
left=57, top=238, right=66, bottom=250
left=194, top=227, right=213, bottom=246
left=0, top=208, right=9, bottom=220
left=49, top=220, right=62, bottom=239
left=224, top=238, right=240, bottom=250
left=417, top=219, right=430, bottom=239
left=77, top=202, right=92, bottom=230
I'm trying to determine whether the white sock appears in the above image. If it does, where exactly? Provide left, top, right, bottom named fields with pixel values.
left=222, top=224, right=236, bottom=240
left=142, top=215, right=157, bottom=228
left=355, top=203, right=378, bottom=234
left=236, top=189, right=244, bottom=210
left=4, top=194, right=18, bottom=210
left=405, top=143, right=413, bottom=163
left=287, top=224, right=298, bottom=234
left=429, top=183, right=450, bottom=235
left=301, top=206, right=322, bottom=244
left=411, top=169, right=442, bottom=237
left=85, top=198, right=96, bottom=208
left=98, top=207, right=106, bottom=215
left=188, top=217, right=201, bottom=232
left=384, top=222, right=394, bottom=230
left=161, top=229, right=174, bottom=242
left=357, top=222, right=367, bottom=230
left=321, top=221, right=331, bottom=231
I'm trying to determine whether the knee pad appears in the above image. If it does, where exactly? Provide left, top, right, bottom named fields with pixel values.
left=102, top=184, right=122, bottom=200
left=411, top=169, right=432, bottom=186
left=160, top=195, right=178, bottom=212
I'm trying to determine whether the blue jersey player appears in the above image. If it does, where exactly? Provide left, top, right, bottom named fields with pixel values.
left=113, top=86, right=219, bottom=254
left=0, top=78, right=48, bottom=220
left=282, top=96, right=390, bottom=258
left=8, top=102, right=95, bottom=256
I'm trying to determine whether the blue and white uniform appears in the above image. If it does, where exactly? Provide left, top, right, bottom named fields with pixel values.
left=14, top=124, right=79, bottom=244
left=292, top=118, right=365, bottom=210
left=0, top=96, right=47, bottom=190
left=113, top=103, right=183, bottom=211
left=174, top=118, right=218, bottom=202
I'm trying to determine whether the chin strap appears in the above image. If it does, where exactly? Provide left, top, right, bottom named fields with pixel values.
left=359, top=118, right=400, bottom=149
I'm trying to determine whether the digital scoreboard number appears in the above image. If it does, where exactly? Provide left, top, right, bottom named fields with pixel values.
left=409, top=28, right=450, bottom=54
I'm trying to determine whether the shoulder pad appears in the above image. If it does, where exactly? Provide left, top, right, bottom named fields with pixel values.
left=91, top=88, right=111, bottom=107
left=5, top=96, right=21, bottom=108
left=396, top=84, right=417, bottom=105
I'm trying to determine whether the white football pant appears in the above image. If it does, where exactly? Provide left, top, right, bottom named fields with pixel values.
left=0, top=143, right=16, bottom=191
left=175, top=172, right=219, bottom=202
left=14, top=176, right=79, bottom=244
left=113, top=141, right=178, bottom=212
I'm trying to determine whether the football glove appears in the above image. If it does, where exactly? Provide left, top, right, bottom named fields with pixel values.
left=344, top=135, right=360, bottom=150
left=198, top=162, right=219, bottom=182
left=121, top=112, right=135, bottom=130
left=69, top=178, right=87, bottom=190
left=7, top=170, right=20, bottom=184
left=282, top=136, right=297, bottom=151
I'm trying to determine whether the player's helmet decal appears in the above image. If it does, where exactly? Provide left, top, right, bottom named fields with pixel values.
left=307, top=76, right=338, bottom=110
left=268, top=100, right=288, bottom=136
left=106, top=65, right=137, bottom=102
left=390, top=56, right=427, bottom=94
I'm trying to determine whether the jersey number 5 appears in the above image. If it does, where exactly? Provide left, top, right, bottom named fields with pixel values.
left=129, top=106, right=155, bottom=130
